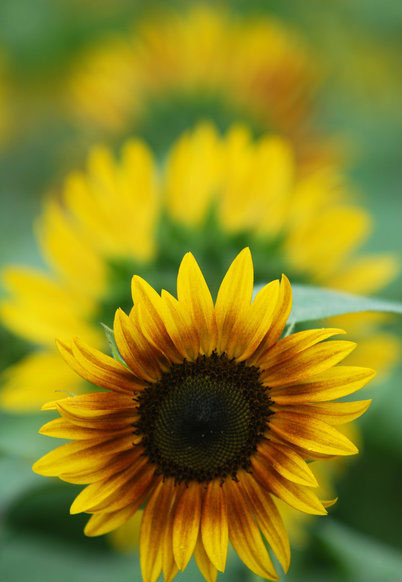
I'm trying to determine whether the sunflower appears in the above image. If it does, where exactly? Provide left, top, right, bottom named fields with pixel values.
left=33, top=249, right=374, bottom=581
left=0, top=123, right=397, bottom=411
left=67, top=5, right=327, bottom=163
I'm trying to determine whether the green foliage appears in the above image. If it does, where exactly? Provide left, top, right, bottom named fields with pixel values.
left=287, top=285, right=402, bottom=324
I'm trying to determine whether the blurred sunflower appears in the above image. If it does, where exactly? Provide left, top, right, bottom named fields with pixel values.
left=33, top=248, right=375, bottom=582
left=0, top=123, right=397, bottom=410
left=67, top=5, right=329, bottom=164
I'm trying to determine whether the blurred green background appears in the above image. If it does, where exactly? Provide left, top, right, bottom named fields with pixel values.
left=0, top=1, right=401, bottom=581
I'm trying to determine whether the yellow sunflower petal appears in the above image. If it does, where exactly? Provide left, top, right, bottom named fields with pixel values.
left=258, top=441, right=318, bottom=487
left=172, top=482, right=202, bottom=570
left=232, top=279, right=280, bottom=362
left=253, top=275, right=292, bottom=363
left=241, top=472, right=290, bottom=573
left=70, top=458, right=147, bottom=514
left=84, top=505, right=137, bottom=537
left=161, top=486, right=180, bottom=582
left=322, top=497, right=338, bottom=509
left=262, top=340, right=356, bottom=386
left=194, top=534, right=218, bottom=582
left=270, top=412, right=359, bottom=456
left=59, top=449, right=140, bottom=485
left=57, top=338, right=144, bottom=394
left=140, top=479, right=175, bottom=582
left=251, top=456, right=327, bottom=515
left=132, top=275, right=183, bottom=363
left=270, top=365, right=376, bottom=403
left=33, top=434, right=134, bottom=476
left=86, top=462, right=155, bottom=514
left=259, top=328, right=346, bottom=368
left=215, top=247, right=254, bottom=356
left=43, top=392, right=134, bottom=413
left=160, top=290, right=200, bottom=360
left=224, top=479, right=279, bottom=580
left=113, top=308, right=167, bottom=381
left=177, top=252, right=217, bottom=355
left=39, top=417, right=131, bottom=440
left=201, top=479, right=228, bottom=572
left=55, top=401, right=136, bottom=430
left=273, top=400, right=372, bottom=425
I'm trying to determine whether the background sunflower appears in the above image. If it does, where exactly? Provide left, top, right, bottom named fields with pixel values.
left=0, top=1, right=400, bottom=582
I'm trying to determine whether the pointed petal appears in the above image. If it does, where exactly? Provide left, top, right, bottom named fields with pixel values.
left=87, top=462, right=155, bottom=514
left=84, top=505, right=137, bottom=537
left=194, top=535, right=218, bottom=582
left=258, top=441, right=318, bottom=486
left=224, top=479, right=279, bottom=580
left=172, top=482, right=202, bottom=570
left=263, top=274, right=292, bottom=349
left=201, top=479, right=228, bottom=571
left=270, top=366, right=376, bottom=403
left=322, top=497, right=338, bottom=508
left=70, top=456, right=149, bottom=514
left=270, top=412, right=359, bottom=456
left=57, top=338, right=143, bottom=394
left=259, top=328, right=345, bottom=368
left=132, top=275, right=182, bottom=363
left=59, top=449, right=141, bottom=484
left=54, top=401, right=136, bottom=430
left=160, top=290, right=200, bottom=360
left=114, top=308, right=166, bottom=381
left=232, top=280, right=280, bottom=362
left=215, top=248, right=254, bottom=356
left=251, top=275, right=292, bottom=365
left=39, top=417, right=131, bottom=440
left=262, top=341, right=357, bottom=386
left=240, top=472, right=290, bottom=573
left=251, top=456, right=327, bottom=515
left=161, top=485, right=180, bottom=582
left=43, top=392, right=135, bottom=414
left=33, top=434, right=134, bottom=476
left=273, top=400, right=372, bottom=425
left=140, top=479, right=175, bottom=582
left=177, top=252, right=217, bottom=355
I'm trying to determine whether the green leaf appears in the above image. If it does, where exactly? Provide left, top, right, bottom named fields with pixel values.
left=0, top=527, right=246, bottom=582
left=254, top=284, right=402, bottom=324
left=0, top=530, right=141, bottom=582
left=315, top=519, right=402, bottom=582
left=100, top=323, right=128, bottom=368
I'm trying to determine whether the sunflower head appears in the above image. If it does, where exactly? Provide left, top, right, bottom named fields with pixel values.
left=33, top=248, right=375, bottom=581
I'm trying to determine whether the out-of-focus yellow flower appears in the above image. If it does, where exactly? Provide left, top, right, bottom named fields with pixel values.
left=67, top=5, right=328, bottom=164
left=0, top=124, right=397, bottom=411
left=108, top=509, right=143, bottom=554
left=164, top=124, right=397, bottom=293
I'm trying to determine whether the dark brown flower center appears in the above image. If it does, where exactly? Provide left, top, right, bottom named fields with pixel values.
left=134, top=352, right=272, bottom=483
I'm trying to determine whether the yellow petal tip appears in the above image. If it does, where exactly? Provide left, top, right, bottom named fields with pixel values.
left=322, top=497, right=338, bottom=509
